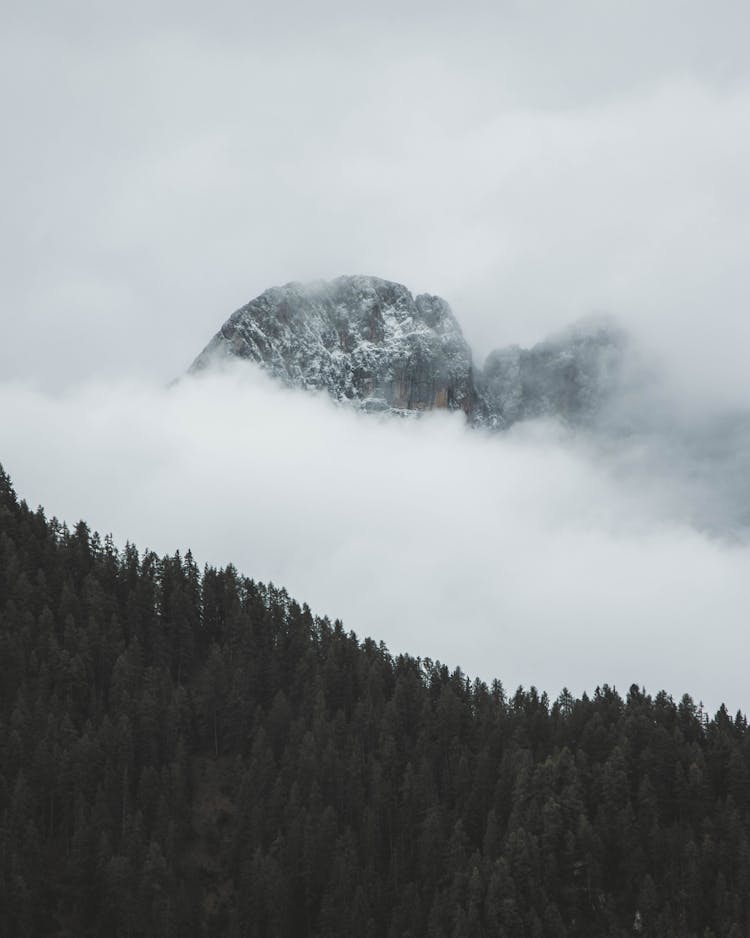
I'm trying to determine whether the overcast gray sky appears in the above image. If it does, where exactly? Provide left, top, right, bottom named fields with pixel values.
left=3, top=0, right=750, bottom=399
left=2, top=2, right=750, bottom=711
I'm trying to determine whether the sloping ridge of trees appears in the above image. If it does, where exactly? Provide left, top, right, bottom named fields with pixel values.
left=0, top=463, right=749, bottom=938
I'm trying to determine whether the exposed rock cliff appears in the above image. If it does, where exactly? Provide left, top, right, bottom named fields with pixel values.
left=190, top=276, right=476, bottom=415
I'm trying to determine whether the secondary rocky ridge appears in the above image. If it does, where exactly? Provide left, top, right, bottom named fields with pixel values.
left=190, top=275, right=626, bottom=428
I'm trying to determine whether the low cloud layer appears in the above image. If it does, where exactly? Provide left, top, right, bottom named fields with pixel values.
left=2, top=365, right=747, bottom=714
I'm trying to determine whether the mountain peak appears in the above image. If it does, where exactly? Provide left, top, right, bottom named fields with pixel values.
left=190, top=276, right=627, bottom=426
left=190, top=275, right=476, bottom=415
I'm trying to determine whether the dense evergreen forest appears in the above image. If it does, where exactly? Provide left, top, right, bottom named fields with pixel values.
left=1, top=464, right=749, bottom=937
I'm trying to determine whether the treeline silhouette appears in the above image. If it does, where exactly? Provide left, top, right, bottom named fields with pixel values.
left=1, top=464, right=749, bottom=937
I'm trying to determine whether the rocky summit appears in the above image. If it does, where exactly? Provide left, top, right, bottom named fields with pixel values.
left=190, top=276, right=476, bottom=415
left=190, top=275, right=627, bottom=428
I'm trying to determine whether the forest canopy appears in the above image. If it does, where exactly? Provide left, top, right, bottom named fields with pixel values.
left=0, top=463, right=748, bottom=937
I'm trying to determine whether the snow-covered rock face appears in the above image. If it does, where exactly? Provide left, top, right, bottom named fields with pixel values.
left=190, top=276, right=626, bottom=427
left=190, top=276, right=477, bottom=415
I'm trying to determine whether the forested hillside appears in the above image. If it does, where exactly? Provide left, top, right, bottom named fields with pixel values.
left=1, top=464, right=749, bottom=937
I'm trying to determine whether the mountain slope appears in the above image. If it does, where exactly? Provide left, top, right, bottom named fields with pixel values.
left=1, top=463, right=750, bottom=937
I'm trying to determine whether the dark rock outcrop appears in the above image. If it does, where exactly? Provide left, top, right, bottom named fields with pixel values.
left=477, top=319, right=627, bottom=428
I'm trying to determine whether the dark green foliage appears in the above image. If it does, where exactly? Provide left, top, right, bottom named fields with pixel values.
left=0, top=464, right=749, bottom=936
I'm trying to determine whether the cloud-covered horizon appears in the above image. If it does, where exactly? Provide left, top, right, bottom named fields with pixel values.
left=2, top=364, right=748, bottom=715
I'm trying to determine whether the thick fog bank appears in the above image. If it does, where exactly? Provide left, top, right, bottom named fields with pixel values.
left=1, top=365, right=748, bottom=714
